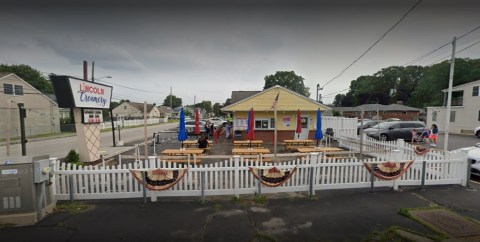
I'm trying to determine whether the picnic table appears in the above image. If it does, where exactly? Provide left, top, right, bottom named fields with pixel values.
left=283, top=139, right=315, bottom=152
left=161, top=148, right=204, bottom=164
left=183, top=140, right=213, bottom=148
left=232, top=148, right=271, bottom=162
left=233, top=140, right=263, bottom=148
left=296, top=147, right=343, bottom=153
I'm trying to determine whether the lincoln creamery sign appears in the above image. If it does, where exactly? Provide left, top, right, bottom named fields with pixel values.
left=69, top=78, right=112, bottom=108
left=50, top=75, right=113, bottom=109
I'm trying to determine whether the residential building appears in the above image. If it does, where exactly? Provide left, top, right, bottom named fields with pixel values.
left=333, top=104, right=423, bottom=121
left=0, top=73, right=60, bottom=138
left=221, top=85, right=331, bottom=142
left=426, top=80, right=480, bottom=134
left=112, top=101, right=161, bottom=119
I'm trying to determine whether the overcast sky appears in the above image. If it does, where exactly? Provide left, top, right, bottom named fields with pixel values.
left=1, top=0, right=480, bottom=105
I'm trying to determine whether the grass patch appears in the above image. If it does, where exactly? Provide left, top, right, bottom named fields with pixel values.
left=56, top=202, right=94, bottom=214
left=231, top=195, right=243, bottom=204
left=253, top=195, right=267, bottom=205
left=0, top=223, right=15, bottom=229
left=254, top=231, right=277, bottom=242
left=397, top=207, right=449, bottom=241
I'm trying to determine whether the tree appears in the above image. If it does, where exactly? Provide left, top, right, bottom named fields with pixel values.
left=212, top=103, right=222, bottom=117
left=263, top=71, right=310, bottom=97
left=0, top=64, right=53, bottom=94
left=194, top=101, right=212, bottom=115
left=162, top=95, right=182, bottom=108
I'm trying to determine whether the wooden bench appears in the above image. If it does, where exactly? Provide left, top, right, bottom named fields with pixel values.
left=284, top=144, right=315, bottom=152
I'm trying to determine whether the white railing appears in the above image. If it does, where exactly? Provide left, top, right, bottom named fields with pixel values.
left=337, top=134, right=447, bottom=161
left=52, top=151, right=468, bottom=201
left=99, top=118, right=168, bottom=130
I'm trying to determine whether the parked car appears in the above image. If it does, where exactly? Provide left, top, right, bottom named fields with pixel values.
left=467, top=143, right=480, bottom=177
left=475, top=126, right=480, bottom=138
left=366, top=121, right=427, bottom=141
left=357, top=120, right=383, bottom=135
left=181, top=120, right=206, bottom=134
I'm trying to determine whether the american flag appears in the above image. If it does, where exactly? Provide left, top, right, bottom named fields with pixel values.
left=270, top=92, right=279, bottom=110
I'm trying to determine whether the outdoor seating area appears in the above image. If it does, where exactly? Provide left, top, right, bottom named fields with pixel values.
left=283, top=139, right=315, bottom=152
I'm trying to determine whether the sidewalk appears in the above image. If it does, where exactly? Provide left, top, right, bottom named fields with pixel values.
left=1, top=183, right=479, bottom=241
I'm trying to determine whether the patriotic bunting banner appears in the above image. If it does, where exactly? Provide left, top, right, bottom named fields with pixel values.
left=130, top=168, right=188, bottom=191
left=249, top=166, right=297, bottom=187
left=414, top=145, right=430, bottom=156
left=363, top=161, right=414, bottom=180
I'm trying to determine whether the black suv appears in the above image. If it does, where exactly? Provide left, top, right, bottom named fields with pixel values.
left=367, top=121, right=426, bottom=141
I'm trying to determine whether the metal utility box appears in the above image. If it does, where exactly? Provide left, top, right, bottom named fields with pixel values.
left=0, top=155, right=55, bottom=225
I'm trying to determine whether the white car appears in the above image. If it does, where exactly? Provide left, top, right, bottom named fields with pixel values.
left=475, top=126, right=480, bottom=138
left=467, top=143, right=480, bottom=177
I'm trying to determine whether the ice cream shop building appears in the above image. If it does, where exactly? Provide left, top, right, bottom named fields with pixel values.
left=221, top=85, right=331, bottom=142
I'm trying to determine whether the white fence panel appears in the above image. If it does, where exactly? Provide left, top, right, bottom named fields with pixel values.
left=53, top=150, right=468, bottom=201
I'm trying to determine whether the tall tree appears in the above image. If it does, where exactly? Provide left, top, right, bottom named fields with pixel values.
left=0, top=64, right=53, bottom=94
left=212, top=102, right=221, bottom=117
left=194, top=100, right=212, bottom=115
left=162, top=95, right=182, bottom=108
left=263, top=71, right=310, bottom=97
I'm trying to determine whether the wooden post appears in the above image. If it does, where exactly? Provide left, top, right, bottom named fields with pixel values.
left=144, top=101, right=148, bottom=159
left=6, top=99, right=11, bottom=156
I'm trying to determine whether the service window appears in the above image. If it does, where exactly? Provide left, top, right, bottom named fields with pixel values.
left=255, top=120, right=269, bottom=129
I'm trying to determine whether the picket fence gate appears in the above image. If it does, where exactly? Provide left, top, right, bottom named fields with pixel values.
left=52, top=150, right=468, bottom=201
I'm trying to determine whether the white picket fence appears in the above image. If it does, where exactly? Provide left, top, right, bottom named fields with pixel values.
left=99, top=118, right=168, bottom=130
left=337, top=134, right=447, bottom=161
left=52, top=150, right=468, bottom=201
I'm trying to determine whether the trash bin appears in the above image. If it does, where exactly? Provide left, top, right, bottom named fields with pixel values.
left=325, top=128, right=334, bottom=142
left=234, top=130, right=242, bottom=139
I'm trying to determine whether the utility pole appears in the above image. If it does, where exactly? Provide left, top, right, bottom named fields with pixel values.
left=18, top=103, right=27, bottom=156
left=144, top=101, right=148, bottom=158
left=170, top=87, right=173, bottom=109
left=6, top=99, right=11, bottom=156
left=444, top=37, right=456, bottom=153
left=91, top=61, right=95, bottom=82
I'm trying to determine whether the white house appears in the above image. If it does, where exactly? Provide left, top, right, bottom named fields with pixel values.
left=426, top=80, right=480, bottom=134
left=0, top=73, right=60, bottom=138
left=112, top=101, right=161, bottom=119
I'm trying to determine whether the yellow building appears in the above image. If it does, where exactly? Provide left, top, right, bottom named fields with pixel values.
left=221, top=85, right=331, bottom=142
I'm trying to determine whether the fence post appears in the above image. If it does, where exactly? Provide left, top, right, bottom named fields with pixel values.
left=234, top=156, right=240, bottom=198
left=370, top=163, right=375, bottom=193
left=421, top=160, right=427, bottom=191
left=148, top=156, right=156, bottom=169
left=459, top=148, right=471, bottom=187
left=257, top=169, right=262, bottom=196
left=201, top=171, right=205, bottom=204
left=68, top=175, right=74, bottom=202
left=141, top=171, right=147, bottom=204
left=309, top=152, right=319, bottom=197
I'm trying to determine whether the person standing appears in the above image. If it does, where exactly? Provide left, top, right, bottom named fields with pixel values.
left=204, top=121, right=210, bottom=139
left=429, top=124, right=439, bottom=146
left=225, top=122, right=231, bottom=139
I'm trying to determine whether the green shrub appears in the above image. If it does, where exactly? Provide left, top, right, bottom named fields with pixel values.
left=65, top=149, right=80, bottom=164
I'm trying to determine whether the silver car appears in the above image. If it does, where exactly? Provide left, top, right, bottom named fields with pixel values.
left=468, top=143, right=480, bottom=177
left=366, top=121, right=426, bottom=141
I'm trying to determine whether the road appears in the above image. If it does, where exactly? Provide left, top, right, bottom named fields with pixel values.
left=0, top=123, right=178, bottom=159
left=1, top=127, right=478, bottom=159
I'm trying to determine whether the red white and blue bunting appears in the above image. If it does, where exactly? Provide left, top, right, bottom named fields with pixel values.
left=130, top=168, right=188, bottom=191
left=363, top=161, right=414, bottom=181
left=249, top=166, right=297, bottom=187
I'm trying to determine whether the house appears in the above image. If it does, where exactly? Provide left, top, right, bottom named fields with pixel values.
left=112, top=101, right=161, bottom=119
left=426, top=80, right=480, bottom=134
left=0, top=73, right=60, bottom=138
left=333, top=103, right=423, bottom=121
left=156, top=106, right=174, bottom=120
left=221, top=85, right=331, bottom=142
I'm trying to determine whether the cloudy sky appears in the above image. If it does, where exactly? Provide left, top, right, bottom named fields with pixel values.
left=1, top=0, right=480, bottom=105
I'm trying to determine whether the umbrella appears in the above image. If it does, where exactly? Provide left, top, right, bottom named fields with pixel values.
left=178, top=108, right=188, bottom=149
left=314, top=108, right=324, bottom=147
left=296, top=109, right=302, bottom=139
left=194, top=108, right=200, bottom=136
left=246, top=108, right=255, bottom=148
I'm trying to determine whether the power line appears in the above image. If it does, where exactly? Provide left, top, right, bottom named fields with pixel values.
left=403, top=25, right=480, bottom=66
left=322, top=0, right=423, bottom=89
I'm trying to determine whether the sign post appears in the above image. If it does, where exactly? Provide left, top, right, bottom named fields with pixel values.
left=50, top=75, right=113, bottom=163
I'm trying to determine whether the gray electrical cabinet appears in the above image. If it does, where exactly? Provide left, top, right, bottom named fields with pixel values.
left=0, top=155, right=55, bottom=225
